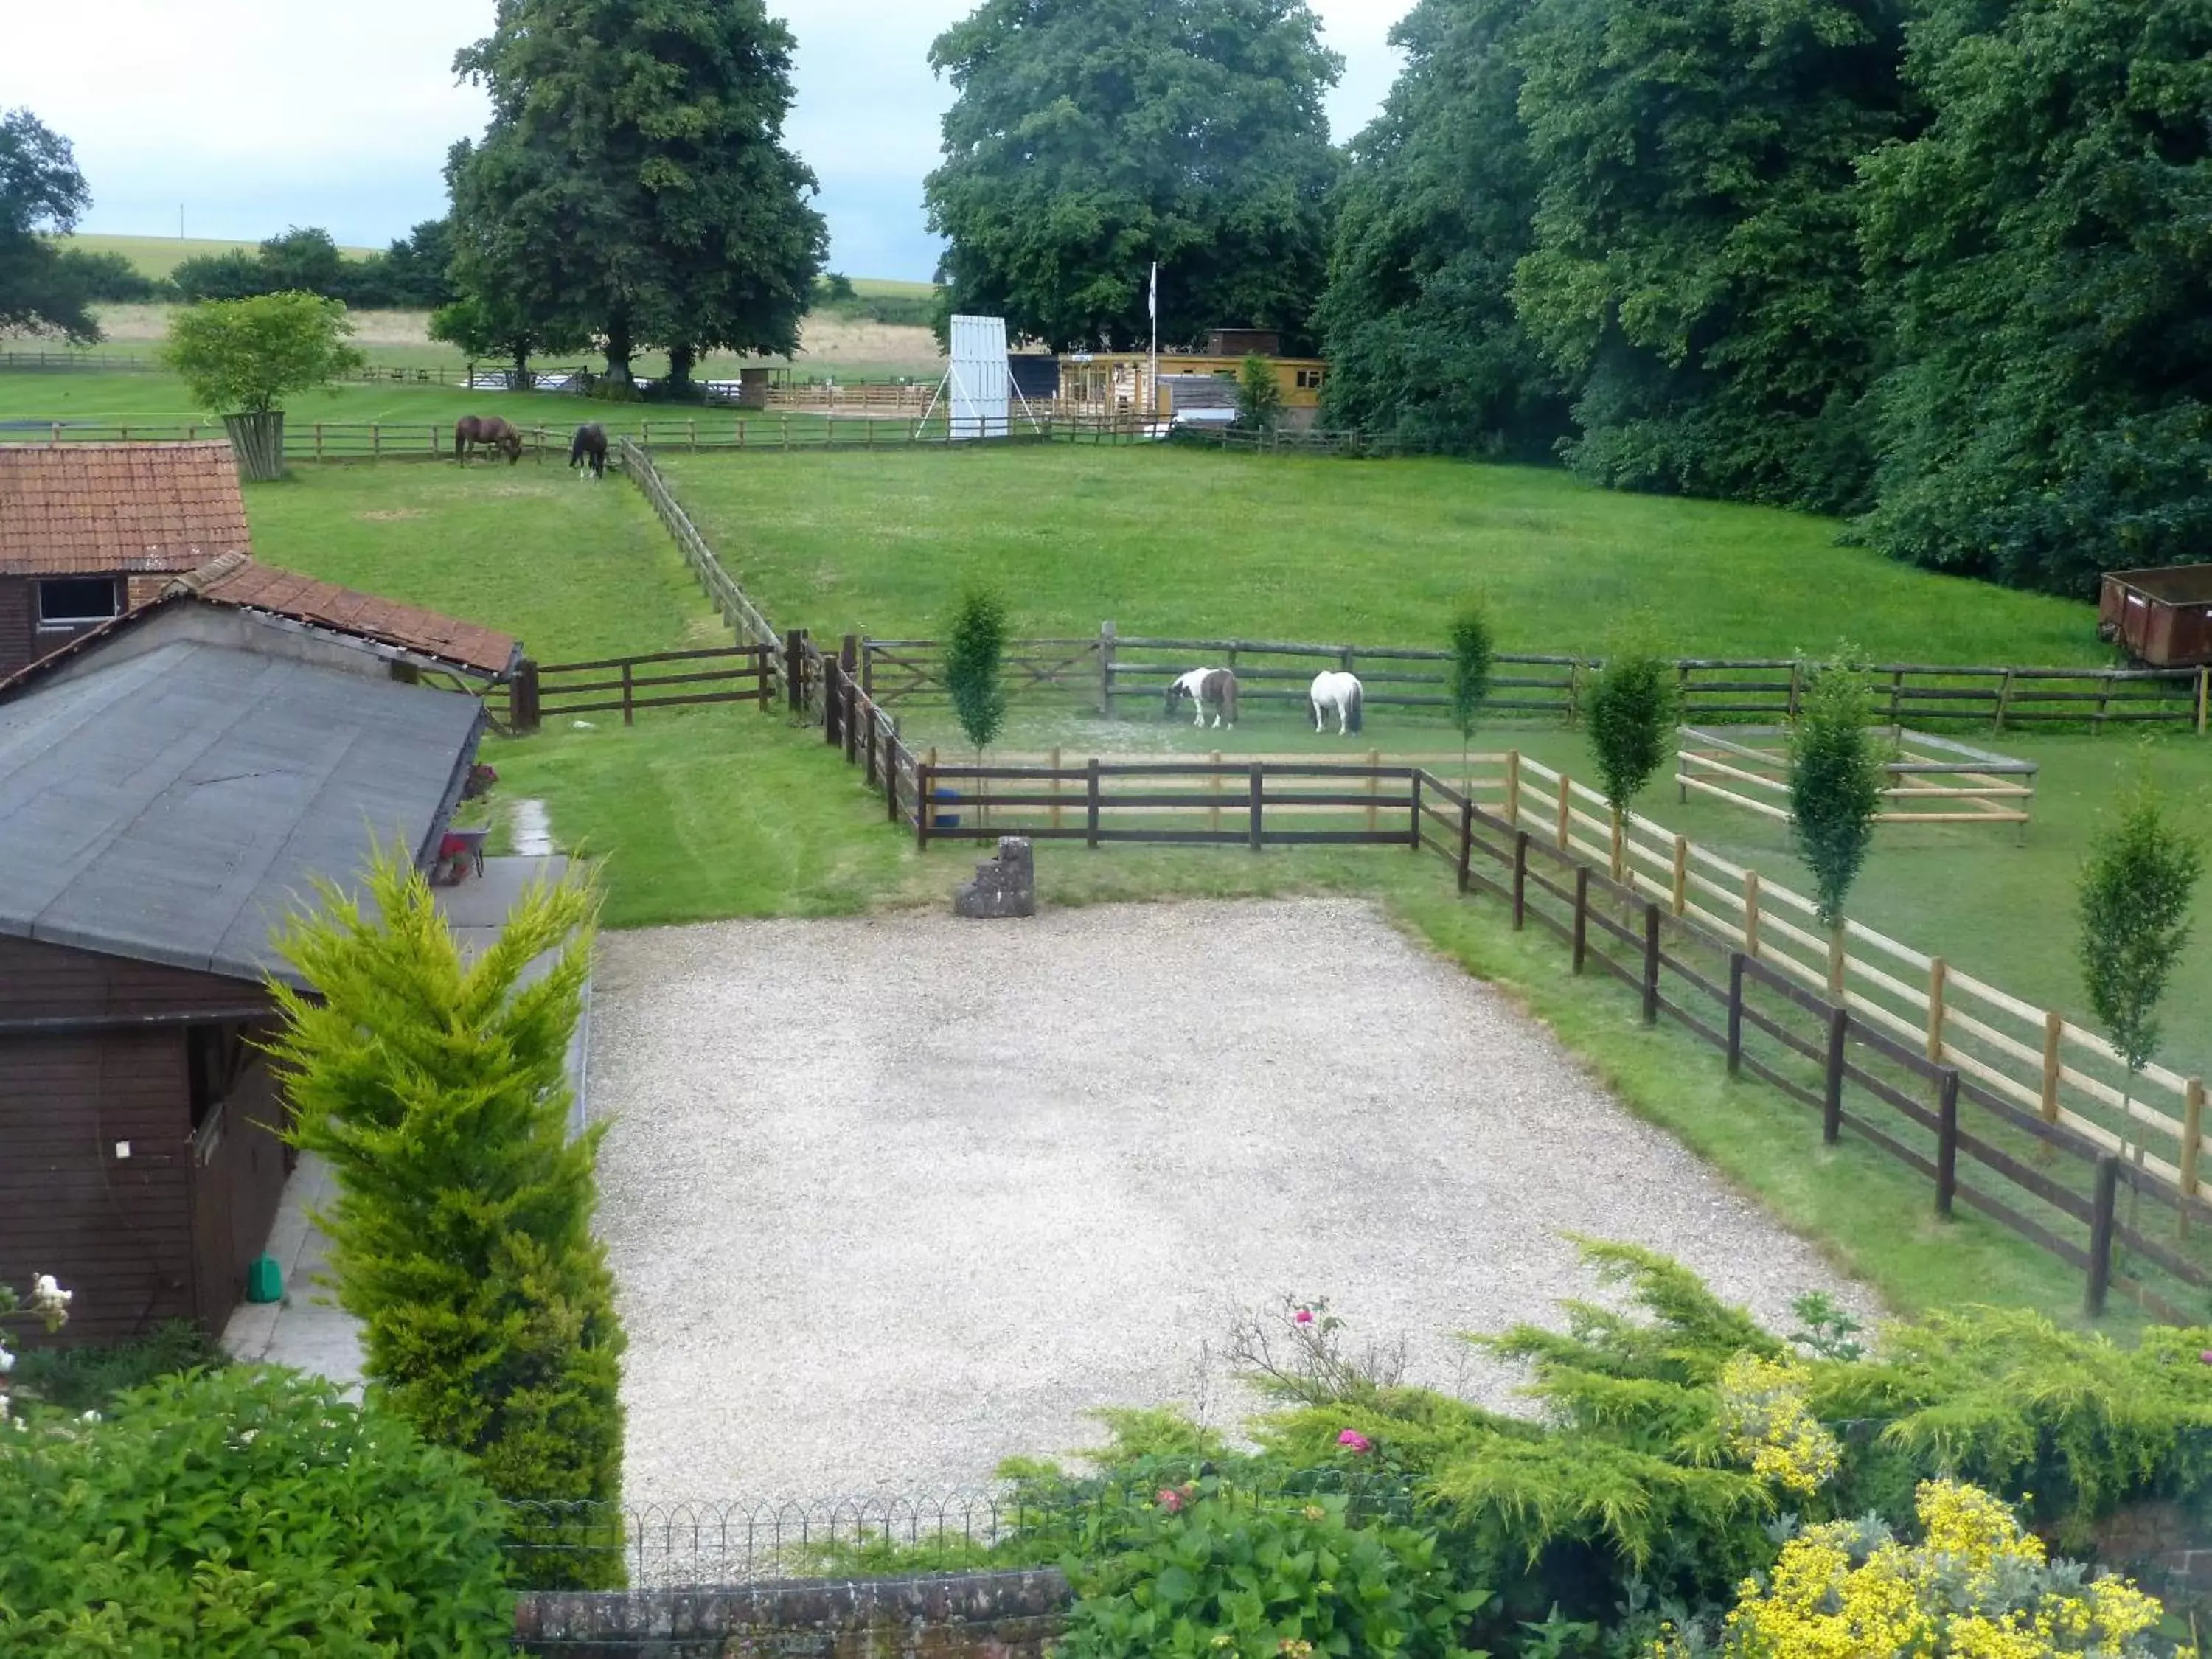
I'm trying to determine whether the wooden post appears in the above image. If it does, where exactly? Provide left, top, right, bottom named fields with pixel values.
left=1099, top=621, right=1116, bottom=717
left=1409, top=771, right=1423, bottom=852
left=823, top=661, right=841, bottom=746
left=1787, top=660, right=1803, bottom=719
left=1641, top=903, right=1662, bottom=1025
left=2198, top=667, right=2209, bottom=737
left=1456, top=799, right=1473, bottom=894
left=1555, top=773, right=1571, bottom=852
left=687, top=417, right=698, bottom=451
left=2040, top=1010, right=2064, bottom=1124
left=784, top=630, right=805, bottom=714
left=1727, top=953, right=1745, bottom=1076
left=1504, top=750, right=1521, bottom=829
left=621, top=661, right=635, bottom=726
left=2086, top=1155, right=2120, bottom=1315
left=1743, top=870, right=1762, bottom=957
left=1208, top=751, right=1222, bottom=833
left=1822, top=1004, right=1848, bottom=1145
left=1671, top=835, right=1688, bottom=917
left=1926, top=957, right=1947, bottom=1063
left=864, top=704, right=880, bottom=786
left=1087, top=758, right=1102, bottom=849
left=1248, top=762, right=1264, bottom=852
left=314, top=422, right=324, bottom=459
left=1050, top=746, right=1064, bottom=831
left=2183, top=1077, right=2205, bottom=1199
left=372, top=422, right=381, bottom=460
left=917, top=758, right=933, bottom=851
left=1512, top=831, right=1529, bottom=930
left=1935, top=1069, right=1960, bottom=1217
left=1571, top=867, right=1589, bottom=973
left=886, top=734, right=901, bottom=824
left=1993, top=668, right=2015, bottom=733
left=510, top=658, right=541, bottom=732
left=757, top=646, right=772, bottom=711
left=1366, top=748, right=1381, bottom=834
left=642, top=420, right=653, bottom=450
left=845, top=676, right=860, bottom=765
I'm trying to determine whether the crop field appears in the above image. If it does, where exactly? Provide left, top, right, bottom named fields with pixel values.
left=199, top=445, right=2212, bottom=1326
left=655, top=447, right=2107, bottom=666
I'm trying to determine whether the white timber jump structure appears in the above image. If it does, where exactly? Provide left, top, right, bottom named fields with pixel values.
left=1676, top=724, right=2037, bottom=828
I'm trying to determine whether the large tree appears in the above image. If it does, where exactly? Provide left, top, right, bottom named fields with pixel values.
left=1314, top=0, right=1566, bottom=456
left=1856, top=0, right=2212, bottom=597
left=1509, top=0, right=1907, bottom=512
left=925, top=0, right=1342, bottom=353
left=450, top=0, right=827, bottom=386
left=0, top=108, right=97, bottom=344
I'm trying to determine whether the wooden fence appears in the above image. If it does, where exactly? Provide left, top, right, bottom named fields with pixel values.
left=509, top=644, right=776, bottom=730
left=616, top=439, right=781, bottom=647
left=1677, top=724, right=2039, bottom=827
left=861, top=627, right=2212, bottom=735
left=786, top=641, right=2212, bottom=1316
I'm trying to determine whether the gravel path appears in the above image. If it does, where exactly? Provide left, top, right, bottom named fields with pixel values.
left=590, top=897, right=1874, bottom=1506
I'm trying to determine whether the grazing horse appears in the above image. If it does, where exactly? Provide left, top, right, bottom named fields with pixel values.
left=569, top=422, right=608, bottom=479
left=1309, top=670, right=1364, bottom=735
left=455, top=414, right=523, bottom=465
left=1165, top=667, right=1238, bottom=730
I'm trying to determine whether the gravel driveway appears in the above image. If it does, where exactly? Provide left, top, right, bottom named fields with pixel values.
left=590, top=897, right=1873, bottom=1506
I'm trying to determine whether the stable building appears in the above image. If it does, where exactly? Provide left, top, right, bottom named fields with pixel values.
left=0, top=574, right=515, bottom=1343
left=0, top=442, right=253, bottom=680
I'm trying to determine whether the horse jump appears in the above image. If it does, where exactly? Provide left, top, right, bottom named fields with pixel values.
left=455, top=415, right=523, bottom=465
left=1309, top=671, right=1364, bottom=735
left=570, top=422, right=608, bottom=479
left=1166, top=667, right=1238, bottom=730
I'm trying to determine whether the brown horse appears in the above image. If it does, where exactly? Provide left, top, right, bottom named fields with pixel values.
left=455, top=415, right=523, bottom=465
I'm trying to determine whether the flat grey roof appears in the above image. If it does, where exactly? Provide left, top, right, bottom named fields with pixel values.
left=0, top=638, right=482, bottom=984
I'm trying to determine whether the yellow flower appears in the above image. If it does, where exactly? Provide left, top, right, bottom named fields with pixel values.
left=1715, top=1352, right=1842, bottom=1497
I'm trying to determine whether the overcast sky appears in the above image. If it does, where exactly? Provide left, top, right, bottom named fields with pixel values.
left=4, top=1, right=1413, bottom=282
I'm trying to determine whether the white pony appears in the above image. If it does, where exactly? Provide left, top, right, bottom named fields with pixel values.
left=1166, top=667, right=1238, bottom=729
left=1309, top=670, right=1364, bottom=735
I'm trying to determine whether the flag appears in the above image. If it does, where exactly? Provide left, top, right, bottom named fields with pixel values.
left=1148, top=262, right=1158, bottom=321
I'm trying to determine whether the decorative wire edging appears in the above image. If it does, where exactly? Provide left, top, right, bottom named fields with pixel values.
left=500, top=1472, right=1417, bottom=1589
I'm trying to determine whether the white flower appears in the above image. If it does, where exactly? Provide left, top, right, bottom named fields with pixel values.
left=30, top=1275, right=70, bottom=1312
left=79, top=1409, right=99, bottom=1423
left=0, top=1344, right=13, bottom=1374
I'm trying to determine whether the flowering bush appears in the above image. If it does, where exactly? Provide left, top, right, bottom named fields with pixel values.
left=1060, top=1478, right=1491, bottom=1659
left=0, top=1366, right=512, bottom=1656
left=0, top=1273, right=71, bottom=1423
left=1715, top=1354, right=1841, bottom=1498
left=1663, top=1478, right=2185, bottom=1658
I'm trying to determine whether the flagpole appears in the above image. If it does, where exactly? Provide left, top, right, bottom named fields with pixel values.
left=1148, top=261, right=1160, bottom=425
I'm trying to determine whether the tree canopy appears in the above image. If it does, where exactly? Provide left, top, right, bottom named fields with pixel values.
left=0, top=108, right=98, bottom=343
left=161, top=292, right=366, bottom=415
left=448, top=0, right=827, bottom=385
left=925, top=0, right=1343, bottom=353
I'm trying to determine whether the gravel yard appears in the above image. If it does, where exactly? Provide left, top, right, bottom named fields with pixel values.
left=590, top=897, right=1874, bottom=1507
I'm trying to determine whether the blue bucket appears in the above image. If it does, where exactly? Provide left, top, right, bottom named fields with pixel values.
left=931, top=787, right=961, bottom=830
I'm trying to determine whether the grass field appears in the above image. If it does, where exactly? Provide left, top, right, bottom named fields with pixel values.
left=216, top=451, right=2207, bottom=1329
left=656, top=447, right=2108, bottom=665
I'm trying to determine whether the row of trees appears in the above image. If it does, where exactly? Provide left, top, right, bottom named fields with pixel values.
left=169, top=222, right=456, bottom=310
left=1315, top=0, right=2212, bottom=596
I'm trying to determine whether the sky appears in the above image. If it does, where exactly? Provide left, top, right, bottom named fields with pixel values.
left=3, top=1, right=1414, bottom=284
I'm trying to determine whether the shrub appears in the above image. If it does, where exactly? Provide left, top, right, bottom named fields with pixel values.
left=1585, top=635, right=1680, bottom=821
left=161, top=291, right=365, bottom=415
left=1236, top=355, right=1286, bottom=433
left=267, top=851, right=625, bottom=1588
left=2078, top=767, right=2204, bottom=1103
left=8, top=1321, right=223, bottom=1413
left=0, top=1366, right=513, bottom=1656
left=943, top=585, right=1010, bottom=757
left=1447, top=601, right=1495, bottom=776
left=1787, top=652, right=1885, bottom=928
left=1060, top=1480, right=1490, bottom=1659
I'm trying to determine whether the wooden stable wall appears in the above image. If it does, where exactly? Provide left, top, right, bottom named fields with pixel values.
left=0, top=935, right=281, bottom=1345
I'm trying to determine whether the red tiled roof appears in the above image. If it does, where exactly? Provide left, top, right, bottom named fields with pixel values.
left=0, top=442, right=251, bottom=575
left=176, top=556, right=520, bottom=679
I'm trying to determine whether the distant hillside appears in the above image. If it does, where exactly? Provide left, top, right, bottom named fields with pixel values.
left=55, top=232, right=378, bottom=280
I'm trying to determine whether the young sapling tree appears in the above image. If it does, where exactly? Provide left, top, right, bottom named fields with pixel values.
left=1447, top=599, right=1495, bottom=792
left=1788, top=651, right=1886, bottom=991
left=1585, top=633, right=1680, bottom=880
left=161, top=291, right=366, bottom=480
left=943, top=586, right=1010, bottom=818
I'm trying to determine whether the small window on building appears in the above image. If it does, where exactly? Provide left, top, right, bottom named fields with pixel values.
left=1295, top=368, right=1326, bottom=391
left=36, top=577, right=122, bottom=628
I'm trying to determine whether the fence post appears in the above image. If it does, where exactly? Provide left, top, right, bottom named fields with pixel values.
left=757, top=645, right=772, bottom=711
left=1641, top=903, right=1662, bottom=1025
left=784, top=630, right=804, bottom=714
left=621, top=661, right=634, bottom=727
left=1099, top=621, right=1116, bottom=717
left=1512, top=831, right=1529, bottom=929
left=2040, top=1010, right=2064, bottom=1124
left=1571, top=867, right=1589, bottom=974
left=917, top=758, right=933, bottom=852
left=1671, top=835, right=1688, bottom=917
left=510, top=658, right=540, bottom=733
left=2086, top=1155, right=2121, bottom=1315
left=1088, top=758, right=1102, bottom=849
left=1366, top=749, right=1381, bottom=834
left=823, top=660, right=842, bottom=747
left=1822, top=1005, right=1848, bottom=1145
left=1408, top=771, right=1422, bottom=852
left=1504, top=749, right=1521, bottom=828
left=1936, top=1069, right=1960, bottom=1217
left=844, top=680, right=861, bottom=766
left=1743, top=870, right=1762, bottom=957
left=1926, top=956, right=1947, bottom=1063
left=1727, top=953, right=1745, bottom=1076
left=2198, top=667, right=2208, bottom=737
left=2183, top=1077, right=2205, bottom=1203
left=372, top=422, right=381, bottom=460
left=1555, top=773, right=1571, bottom=852
left=863, top=703, right=878, bottom=784
left=1249, top=762, right=1264, bottom=852
left=885, top=732, right=900, bottom=824
left=1787, top=660, right=1803, bottom=719
left=1456, top=798, right=1472, bottom=894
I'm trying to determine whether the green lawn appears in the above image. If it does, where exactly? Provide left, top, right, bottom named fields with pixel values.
left=655, top=446, right=2109, bottom=666
left=0, top=369, right=599, bottom=428
left=212, top=445, right=2207, bottom=1331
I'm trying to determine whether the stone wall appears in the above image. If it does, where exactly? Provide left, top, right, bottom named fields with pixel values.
left=512, top=1568, right=1071, bottom=1659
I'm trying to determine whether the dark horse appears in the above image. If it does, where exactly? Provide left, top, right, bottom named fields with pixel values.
left=569, top=422, right=608, bottom=479
left=455, top=414, right=523, bottom=465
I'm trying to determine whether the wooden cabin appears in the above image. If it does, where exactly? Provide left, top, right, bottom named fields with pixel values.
left=0, top=574, right=515, bottom=1344
left=0, top=442, right=252, bottom=680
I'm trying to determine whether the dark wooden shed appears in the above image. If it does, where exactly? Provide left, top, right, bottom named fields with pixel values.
left=2101, top=564, right=2212, bottom=668
left=0, top=583, right=510, bottom=1344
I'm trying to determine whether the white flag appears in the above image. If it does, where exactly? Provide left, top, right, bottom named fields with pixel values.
left=1149, top=262, right=1158, bottom=321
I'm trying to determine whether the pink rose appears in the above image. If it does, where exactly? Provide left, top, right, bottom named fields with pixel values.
left=1294, top=1309, right=1315, bottom=1326
left=1337, top=1430, right=1373, bottom=1454
left=2199, top=1349, right=2212, bottom=1366
left=1157, top=1487, right=1185, bottom=1514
